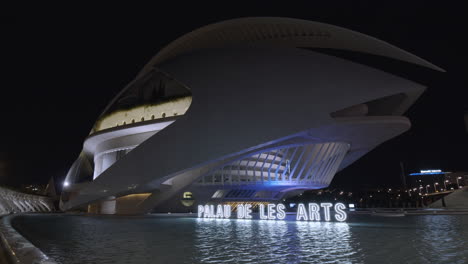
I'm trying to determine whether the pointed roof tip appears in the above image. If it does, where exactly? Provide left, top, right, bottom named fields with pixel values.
left=411, top=59, right=445, bottom=73
left=434, top=65, right=447, bottom=73
left=45, top=176, right=57, bottom=197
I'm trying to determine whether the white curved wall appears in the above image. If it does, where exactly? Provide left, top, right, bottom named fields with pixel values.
left=62, top=47, right=427, bottom=212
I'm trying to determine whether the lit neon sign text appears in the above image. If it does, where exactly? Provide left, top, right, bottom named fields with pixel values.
left=197, top=202, right=347, bottom=222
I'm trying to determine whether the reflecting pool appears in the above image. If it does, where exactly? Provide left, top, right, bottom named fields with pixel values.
left=11, top=214, right=468, bottom=264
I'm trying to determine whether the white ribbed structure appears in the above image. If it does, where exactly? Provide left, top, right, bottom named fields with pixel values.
left=199, top=142, right=349, bottom=187
left=0, top=186, right=54, bottom=214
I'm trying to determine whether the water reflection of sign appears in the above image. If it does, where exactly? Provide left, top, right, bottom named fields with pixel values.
left=197, top=203, right=347, bottom=222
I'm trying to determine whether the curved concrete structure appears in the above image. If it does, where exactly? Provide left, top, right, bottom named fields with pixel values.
left=429, top=187, right=468, bottom=209
left=0, top=187, right=54, bottom=214
left=60, top=17, right=443, bottom=214
left=0, top=215, right=57, bottom=264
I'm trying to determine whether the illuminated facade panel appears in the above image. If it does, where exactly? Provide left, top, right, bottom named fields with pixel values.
left=198, top=142, right=349, bottom=188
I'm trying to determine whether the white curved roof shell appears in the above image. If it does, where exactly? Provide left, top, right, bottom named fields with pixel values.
left=140, top=17, right=443, bottom=75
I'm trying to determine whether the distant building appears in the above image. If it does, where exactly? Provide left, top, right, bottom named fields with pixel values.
left=20, top=184, right=47, bottom=195
left=408, top=169, right=466, bottom=193
left=445, top=171, right=467, bottom=189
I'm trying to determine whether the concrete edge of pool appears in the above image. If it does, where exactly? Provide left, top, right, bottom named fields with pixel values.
left=0, top=214, right=57, bottom=264
left=0, top=213, right=201, bottom=264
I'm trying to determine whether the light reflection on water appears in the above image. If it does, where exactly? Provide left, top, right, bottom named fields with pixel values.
left=11, top=214, right=468, bottom=264
left=194, top=219, right=356, bottom=263
left=418, top=215, right=466, bottom=263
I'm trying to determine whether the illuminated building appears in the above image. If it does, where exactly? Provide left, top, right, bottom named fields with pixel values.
left=60, top=17, right=442, bottom=214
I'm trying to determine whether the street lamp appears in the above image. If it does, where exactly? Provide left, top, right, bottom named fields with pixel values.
left=434, top=182, right=439, bottom=192
left=444, top=180, right=449, bottom=190
left=425, top=185, right=430, bottom=194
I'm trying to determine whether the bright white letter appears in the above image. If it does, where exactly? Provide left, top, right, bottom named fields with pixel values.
left=237, top=204, right=245, bottom=219
left=321, top=203, right=332, bottom=221
left=198, top=205, right=204, bottom=218
left=296, top=203, right=308, bottom=221
left=210, top=205, right=215, bottom=218
left=334, top=203, right=347, bottom=222
left=224, top=205, right=232, bottom=218
left=204, top=205, right=210, bottom=218
left=308, top=203, right=320, bottom=221
left=267, top=204, right=276, bottom=220
left=244, top=204, right=252, bottom=219
left=276, top=203, right=286, bottom=220
left=216, top=204, right=224, bottom=218
left=259, top=204, right=268, bottom=220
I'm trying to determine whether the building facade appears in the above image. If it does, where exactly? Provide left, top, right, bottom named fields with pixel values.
left=60, top=17, right=443, bottom=214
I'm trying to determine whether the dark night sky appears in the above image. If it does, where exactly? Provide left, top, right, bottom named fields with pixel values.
left=1, top=3, right=467, bottom=190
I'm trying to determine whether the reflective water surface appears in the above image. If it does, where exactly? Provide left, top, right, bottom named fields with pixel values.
left=12, top=214, right=468, bottom=264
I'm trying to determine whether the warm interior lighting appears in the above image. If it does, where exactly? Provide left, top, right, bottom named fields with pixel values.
left=94, top=96, right=192, bottom=133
